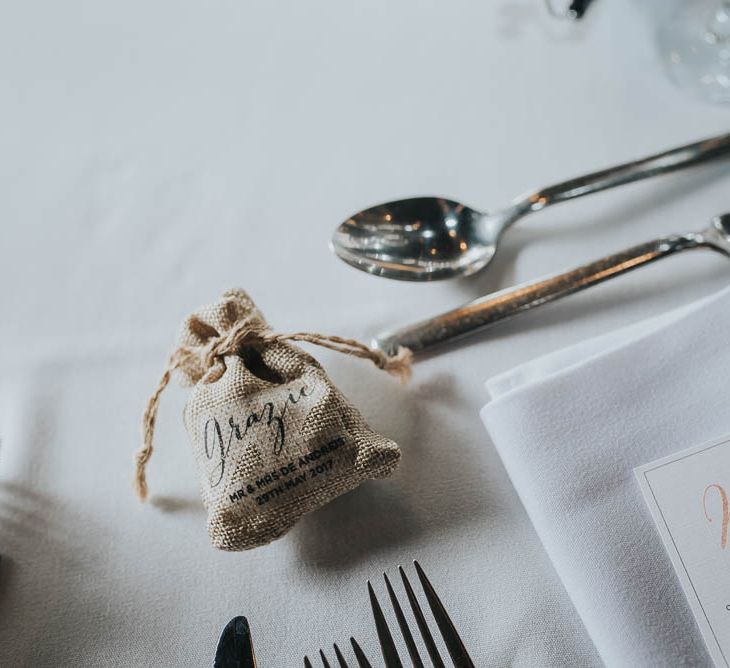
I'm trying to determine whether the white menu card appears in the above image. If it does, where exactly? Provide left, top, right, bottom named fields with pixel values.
left=636, top=435, right=730, bottom=667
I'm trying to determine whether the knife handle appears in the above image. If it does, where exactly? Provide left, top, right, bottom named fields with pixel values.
left=373, top=233, right=703, bottom=357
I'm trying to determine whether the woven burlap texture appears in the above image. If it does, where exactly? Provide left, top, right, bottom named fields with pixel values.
left=144, top=289, right=402, bottom=551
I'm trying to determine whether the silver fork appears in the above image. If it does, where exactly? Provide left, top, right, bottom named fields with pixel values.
left=369, top=561, right=475, bottom=668
left=304, top=638, right=373, bottom=668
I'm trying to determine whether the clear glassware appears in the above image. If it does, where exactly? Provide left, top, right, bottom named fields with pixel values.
left=658, top=0, right=730, bottom=103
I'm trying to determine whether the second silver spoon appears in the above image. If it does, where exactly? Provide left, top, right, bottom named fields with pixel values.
left=333, top=132, right=730, bottom=281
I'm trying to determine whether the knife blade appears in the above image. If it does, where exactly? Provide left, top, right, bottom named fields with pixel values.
left=214, top=616, right=256, bottom=668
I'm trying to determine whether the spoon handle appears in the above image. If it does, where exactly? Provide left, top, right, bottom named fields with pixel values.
left=373, top=233, right=705, bottom=356
left=519, top=132, right=730, bottom=215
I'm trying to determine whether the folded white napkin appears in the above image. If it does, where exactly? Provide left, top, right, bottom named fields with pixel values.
left=480, top=287, right=730, bottom=667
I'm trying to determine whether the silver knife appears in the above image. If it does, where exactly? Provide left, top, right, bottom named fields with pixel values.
left=214, top=616, right=257, bottom=668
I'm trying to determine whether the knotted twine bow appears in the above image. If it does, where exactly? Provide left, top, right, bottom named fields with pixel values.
left=135, top=313, right=412, bottom=501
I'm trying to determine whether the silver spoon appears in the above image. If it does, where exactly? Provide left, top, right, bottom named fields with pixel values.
left=373, top=213, right=730, bottom=356
left=332, top=132, right=730, bottom=281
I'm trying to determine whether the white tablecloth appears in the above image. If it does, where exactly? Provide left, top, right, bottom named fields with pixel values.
left=1, top=1, right=729, bottom=665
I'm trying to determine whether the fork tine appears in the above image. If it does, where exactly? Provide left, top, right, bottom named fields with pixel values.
left=304, top=657, right=314, bottom=668
left=350, top=637, right=373, bottom=668
left=368, top=580, right=404, bottom=668
left=399, top=566, right=446, bottom=668
left=319, top=648, right=332, bottom=668
left=333, top=643, right=349, bottom=668
left=384, top=572, right=424, bottom=668
left=414, top=561, right=476, bottom=667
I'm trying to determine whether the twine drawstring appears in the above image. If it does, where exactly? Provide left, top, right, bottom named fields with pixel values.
left=135, top=319, right=411, bottom=501
left=268, top=333, right=412, bottom=382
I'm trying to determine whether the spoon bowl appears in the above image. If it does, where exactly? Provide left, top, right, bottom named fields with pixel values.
left=332, top=197, right=497, bottom=281
left=332, top=132, right=730, bottom=281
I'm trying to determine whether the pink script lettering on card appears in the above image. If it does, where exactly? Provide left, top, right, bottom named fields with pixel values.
left=703, top=483, right=729, bottom=549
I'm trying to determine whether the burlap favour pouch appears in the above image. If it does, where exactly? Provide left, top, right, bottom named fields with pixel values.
left=135, top=289, right=410, bottom=551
